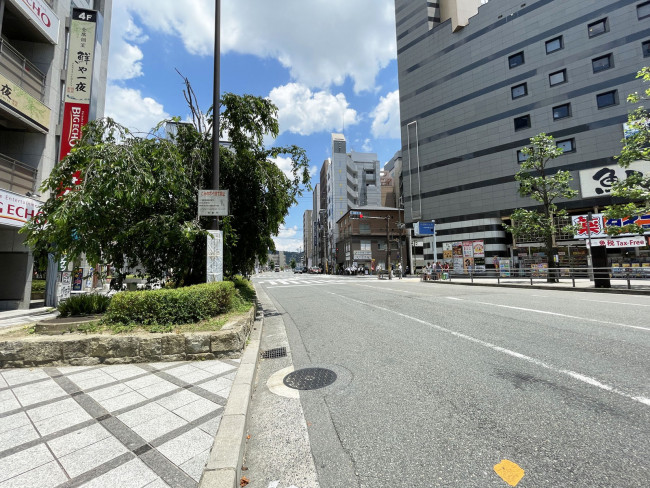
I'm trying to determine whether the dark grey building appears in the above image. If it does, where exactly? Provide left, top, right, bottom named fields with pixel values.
left=395, top=0, right=649, bottom=266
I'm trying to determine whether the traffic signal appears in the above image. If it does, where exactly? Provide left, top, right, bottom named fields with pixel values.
left=350, top=211, right=364, bottom=219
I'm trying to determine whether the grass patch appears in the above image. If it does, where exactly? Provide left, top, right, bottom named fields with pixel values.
left=32, top=279, right=46, bottom=294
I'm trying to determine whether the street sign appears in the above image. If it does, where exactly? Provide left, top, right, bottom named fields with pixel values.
left=414, top=221, right=435, bottom=236
left=198, top=189, right=229, bottom=217
left=350, top=211, right=364, bottom=219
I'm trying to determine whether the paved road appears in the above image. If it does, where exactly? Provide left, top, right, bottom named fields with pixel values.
left=246, top=272, right=650, bottom=487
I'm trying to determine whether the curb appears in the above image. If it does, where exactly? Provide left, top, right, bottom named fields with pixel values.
left=199, top=301, right=263, bottom=488
left=0, top=307, right=55, bottom=321
left=424, top=280, right=650, bottom=295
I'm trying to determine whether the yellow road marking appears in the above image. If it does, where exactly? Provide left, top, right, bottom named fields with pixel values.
left=494, top=459, right=525, bottom=486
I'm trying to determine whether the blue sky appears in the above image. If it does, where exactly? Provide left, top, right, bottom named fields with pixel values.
left=105, top=0, right=401, bottom=251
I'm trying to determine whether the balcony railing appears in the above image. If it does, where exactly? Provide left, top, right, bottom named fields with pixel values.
left=0, top=37, right=47, bottom=102
left=0, top=153, right=37, bottom=194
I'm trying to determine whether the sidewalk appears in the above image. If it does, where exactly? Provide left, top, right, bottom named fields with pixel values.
left=0, top=308, right=264, bottom=488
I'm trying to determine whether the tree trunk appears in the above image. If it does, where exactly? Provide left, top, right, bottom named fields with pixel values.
left=545, top=236, right=557, bottom=283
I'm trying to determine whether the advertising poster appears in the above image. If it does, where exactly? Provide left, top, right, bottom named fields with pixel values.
left=442, top=243, right=453, bottom=260
left=453, top=256, right=464, bottom=272
left=463, top=256, right=474, bottom=272
left=462, top=241, right=473, bottom=257
left=452, top=242, right=463, bottom=257
left=474, top=257, right=486, bottom=272
left=499, top=261, right=511, bottom=277
left=72, top=268, right=83, bottom=291
left=472, top=240, right=485, bottom=258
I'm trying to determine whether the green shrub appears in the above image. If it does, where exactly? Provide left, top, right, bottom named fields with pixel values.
left=31, top=279, right=46, bottom=294
left=104, top=281, right=236, bottom=326
left=58, top=294, right=112, bottom=317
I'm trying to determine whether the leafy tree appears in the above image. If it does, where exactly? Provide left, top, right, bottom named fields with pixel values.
left=504, top=133, right=578, bottom=282
left=290, top=258, right=296, bottom=269
left=21, top=89, right=310, bottom=286
left=604, top=67, right=650, bottom=235
left=268, top=260, right=274, bottom=270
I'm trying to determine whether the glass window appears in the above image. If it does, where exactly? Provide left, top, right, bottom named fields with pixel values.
left=643, top=40, right=650, bottom=57
left=359, top=223, right=371, bottom=234
left=638, top=1, right=650, bottom=19
left=514, top=115, right=531, bottom=131
left=516, top=150, right=529, bottom=163
left=596, top=90, right=617, bottom=108
left=549, top=69, right=567, bottom=86
left=592, top=54, right=612, bottom=73
left=553, top=103, right=571, bottom=120
left=508, top=51, right=525, bottom=68
left=556, top=139, right=576, bottom=153
left=360, top=240, right=371, bottom=251
left=511, top=83, right=527, bottom=99
left=588, top=18, right=608, bottom=37
left=545, top=36, right=563, bottom=54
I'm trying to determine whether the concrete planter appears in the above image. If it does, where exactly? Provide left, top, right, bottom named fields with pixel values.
left=0, top=307, right=255, bottom=369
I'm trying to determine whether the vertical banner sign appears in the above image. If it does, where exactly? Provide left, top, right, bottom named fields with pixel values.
left=207, top=231, right=223, bottom=282
left=59, top=9, right=97, bottom=161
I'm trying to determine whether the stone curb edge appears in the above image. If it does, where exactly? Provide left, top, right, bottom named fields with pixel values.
left=199, top=299, right=263, bottom=488
left=424, top=280, right=650, bottom=295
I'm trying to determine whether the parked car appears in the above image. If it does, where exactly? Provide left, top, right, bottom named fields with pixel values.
left=275, top=265, right=280, bottom=272
left=309, top=267, right=321, bottom=274
left=294, top=267, right=303, bottom=274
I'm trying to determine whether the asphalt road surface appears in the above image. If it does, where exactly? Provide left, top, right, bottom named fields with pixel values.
left=245, top=272, right=650, bottom=488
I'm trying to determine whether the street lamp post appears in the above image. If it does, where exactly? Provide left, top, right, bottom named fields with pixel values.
left=211, top=0, right=221, bottom=232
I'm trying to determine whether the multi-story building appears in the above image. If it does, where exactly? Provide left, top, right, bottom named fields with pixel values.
left=303, top=209, right=313, bottom=268
left=0, top=0, right=112, bottom=309
left=325, top=133, right=381, bottom=269
left=395, top=0, right=649, bottom=269
left=336, top=207, right=404, bottom=272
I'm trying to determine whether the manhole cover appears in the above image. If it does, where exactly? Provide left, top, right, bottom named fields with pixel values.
left=283, top=368, right=337, bottom=390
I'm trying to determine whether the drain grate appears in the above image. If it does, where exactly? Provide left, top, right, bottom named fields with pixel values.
left=261, top=347, right=287, bottom=359
left=283, top=367, right=337, bottom=390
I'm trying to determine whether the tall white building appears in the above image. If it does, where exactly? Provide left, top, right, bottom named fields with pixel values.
left=0, top=0, right=112, bottom=309
left=326, top=133, right=381, bottom=258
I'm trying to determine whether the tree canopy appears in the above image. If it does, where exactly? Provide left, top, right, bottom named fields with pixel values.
left=504, top=133, right=578, bottom=280
left=21, top=90, right=311, bottom=285
left=604, top=67, right=650, bottom=235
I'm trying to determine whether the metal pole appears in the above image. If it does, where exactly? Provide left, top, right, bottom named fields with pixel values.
left=211, top=0, right=221, bottom=231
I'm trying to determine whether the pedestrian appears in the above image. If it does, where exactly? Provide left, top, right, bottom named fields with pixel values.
left=435, top=261, right=442, bottom=281
left=398, top=263, right=402, bottom=279
left=493, top=255, right=499, bottom=276
left=443, top=262, right=450, bottom=280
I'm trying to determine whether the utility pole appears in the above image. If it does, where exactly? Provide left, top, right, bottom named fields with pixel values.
left=211, top=0, right=220, bottom=231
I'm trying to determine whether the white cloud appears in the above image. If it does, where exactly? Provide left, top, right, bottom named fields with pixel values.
left=273, top=225, right=302, bottom=252
left=370, top=90, right=401, bottom=139
left=105, top=84, right=170, bottom=133
left=270, top=156, right=294, bottom=180
left=112, top=0, right=396, bottom=93
left=108, top=3, right=148, bottom=81
left=362, top=138, right=372, bottom=152
left=269, top=83, right=358, bottom=136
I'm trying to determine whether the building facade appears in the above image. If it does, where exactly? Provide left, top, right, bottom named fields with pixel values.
left=326, top=133, right=381, bottom=268
left=395, top=0, right=649, bottom=269
left=0, top=0, right=112, bottom=309
left=303, top=209, right=313, bottom=268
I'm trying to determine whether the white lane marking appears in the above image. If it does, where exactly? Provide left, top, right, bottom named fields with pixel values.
left=446, top=297, right=462, bottom=300
left=447, top=298, right=650, bottom=332
left=579, top=298, right=650, bottom=307
left=330, top=292, right=650, bottom=407
left=267, top=281, right=355, bottom=289
left=268, top=281, right=278, bottom=285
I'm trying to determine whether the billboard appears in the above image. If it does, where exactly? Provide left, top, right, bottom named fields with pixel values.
left=579, top=161, right=650, bottom=198
left=0, top=189, right=42, bottom=228
left=8, top=0, right=59, bottom=44
left=414, top=221, right=435, bottom=236
left=59, top=9, right=98, bottom=161
left=572, top=214, right=650, bottom=238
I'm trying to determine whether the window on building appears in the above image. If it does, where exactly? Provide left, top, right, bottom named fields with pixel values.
left=553, top=103, right=571, bottom=120
left=511, top=83, right=528, bottom=99
left=556, top=139, right=576, bottom=153
left=549, top=69, right=567, bottom=86
left=508, top=51, right=525, bottom=68
left=514, top=114, right=531, bottom=131
left=588, top=18, right=608, bottom=37
left=592, top=53, right=612, bottom=73
left=516, top=150, right=529, bottom=163
left=643, top=40, right=650, bottom=57
left=596, top=90, right=618, bottom=108
left=545, top=36, right=563, bottom=54
left=638, top=1, right=650, bottom=19
left=359, top=223, right=371, bottom=234
left=360, top=240, right=371, bottom=251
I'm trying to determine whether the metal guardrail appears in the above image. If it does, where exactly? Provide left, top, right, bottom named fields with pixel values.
left=439, top=266, right=650, bottom=290
left=0, top=37, right=47, bottom=102
left=0, top=152, right=37, bottom=194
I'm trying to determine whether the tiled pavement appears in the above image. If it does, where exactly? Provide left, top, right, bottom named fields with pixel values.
left=0, top=359, right=239, bottom=487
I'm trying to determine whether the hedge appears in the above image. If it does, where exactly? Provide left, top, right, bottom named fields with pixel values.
left=58, top=294, right=112, bottom=317
left=104, top=281, right=236, bottom=326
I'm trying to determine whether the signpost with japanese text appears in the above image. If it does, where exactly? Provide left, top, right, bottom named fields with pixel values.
left=198, top=189, right=229, bottom=217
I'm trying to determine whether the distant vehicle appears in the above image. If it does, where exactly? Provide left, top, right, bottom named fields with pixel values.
left=294, top=267, right=303, bottom=274
left=309, top=267, right=321, bottom=274
left=275, top=265, right=280, bottom=272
